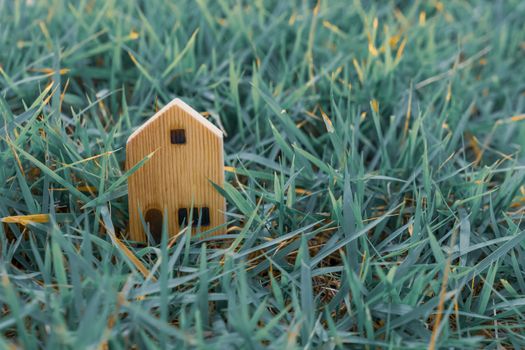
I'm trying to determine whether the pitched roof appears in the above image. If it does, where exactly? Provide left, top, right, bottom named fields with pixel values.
left=127, top=98, right=222, bottom=144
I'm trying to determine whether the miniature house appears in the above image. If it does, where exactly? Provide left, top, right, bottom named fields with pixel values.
left=126, top=98, right=225, bottom=242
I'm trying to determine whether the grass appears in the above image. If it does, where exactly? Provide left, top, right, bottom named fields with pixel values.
left=0, top=0, right=525, bottom=348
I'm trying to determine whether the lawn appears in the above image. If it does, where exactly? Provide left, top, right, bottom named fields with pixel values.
left=1, top=0, right=525, bottom=348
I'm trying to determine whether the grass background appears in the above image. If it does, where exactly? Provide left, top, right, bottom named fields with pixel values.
left=1, top=0, right=525, bottom=348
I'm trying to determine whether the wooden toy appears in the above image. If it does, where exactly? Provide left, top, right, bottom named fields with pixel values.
left=126, top=98, right=225, bottom=242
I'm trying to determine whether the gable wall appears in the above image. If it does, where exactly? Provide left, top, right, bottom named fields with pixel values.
left=126, top=103, right=225, bottom=241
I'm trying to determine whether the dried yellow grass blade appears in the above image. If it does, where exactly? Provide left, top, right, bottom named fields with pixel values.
left=322, top=20, right=344, bottom=36
left=30, top=68, right=70, bottom=75
left=100, top=206, right=155, bottom=281
left=495, top=115, right=525, bottom=125
left=419, top=12, right=426, bottom=25
left=320, top=108, right=334, bottom=133
left=510, top=196, right=525, bottom=208
left=1, top=214, right=49, bottom=225
left=467, top=134, right=482, bottom=162
left=371, top=99, right=379, bottom=113
left=313, top=0, right=320, bottom=16
left=129, top=30, right=139, bottom=40
left=112, top=232, right=155, bottom=281
left=368, top=42, right=379, bottom=57
left=403, top=84, right=413, bottom=140
left=389, top=34, right=401, bottom=48
left=395, top=37, right=407, bottom=63
left=295, top=188, right=313, bottom=195
left=59, top=78, right=70, bottom=113
left=226, top=226, right=243, bottom=233
left=38, top=21, right=52, bottom=49
left=128, top=52, right=139, bottom=66
left=4, top=134, right=26, bottom=176
left=352, top=59, right=364, bottom=84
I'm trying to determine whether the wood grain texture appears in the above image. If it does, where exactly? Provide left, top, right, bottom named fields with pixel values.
left=126, top=98, right=225, bottom=242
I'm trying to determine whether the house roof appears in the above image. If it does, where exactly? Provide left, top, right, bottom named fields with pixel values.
left=127, top=98, right=222, bottom=144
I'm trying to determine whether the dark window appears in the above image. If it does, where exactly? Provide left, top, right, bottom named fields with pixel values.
left=199, top=207, right=210, bottom=226
left=145, top=208, right=163, bottom=242
left=178, top=208, right=188, bottom=226
left=178, top=207, right=210, bottom=227
left=170, top=129, right=186, bottom=144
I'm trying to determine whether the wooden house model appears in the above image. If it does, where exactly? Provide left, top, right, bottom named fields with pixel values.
left=126, top=98, right=225, bottom=242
